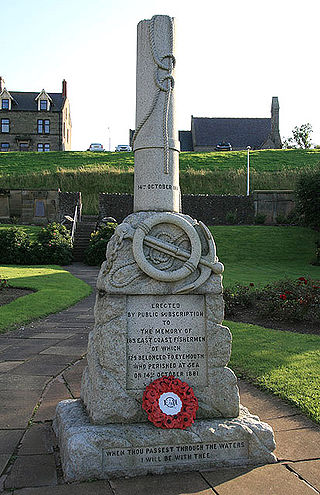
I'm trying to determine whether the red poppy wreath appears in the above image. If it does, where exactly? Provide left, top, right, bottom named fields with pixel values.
left=142, top=375, right=199, bottom=429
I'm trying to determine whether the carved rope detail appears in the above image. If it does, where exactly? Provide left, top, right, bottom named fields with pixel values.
left=131, top=15, right=175, bottom=174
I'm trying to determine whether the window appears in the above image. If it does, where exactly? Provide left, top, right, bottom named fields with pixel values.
left=37, top=119, right=50, bottom=134
left=19, top=142, right=29, bottom=151
left=1, top=119, right=9, bottom=133
left=0, top=143, right=9, bottom=152
left=40, top=100, right=47, bottom=111
left=1, top=99, right=9, bottom=110
left=38, top=143, right=50, bottom=152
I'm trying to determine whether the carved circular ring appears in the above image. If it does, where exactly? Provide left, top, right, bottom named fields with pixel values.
left=132, top=213, right=201, bottom=282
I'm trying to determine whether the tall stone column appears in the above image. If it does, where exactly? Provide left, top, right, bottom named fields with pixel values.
left=133, top=15, right=180, bottom=213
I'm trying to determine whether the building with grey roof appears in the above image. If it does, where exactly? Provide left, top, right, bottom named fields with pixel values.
left=0, top=77, right=71, bottom=152
left=181, top=97, right=281, bottom=152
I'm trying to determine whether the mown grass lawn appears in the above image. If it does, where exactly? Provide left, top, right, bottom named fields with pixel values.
left=208, top=225, right=320, bottom=423
left=0, top=265, right=92, bottom=333
left=228, top=321, right=320, bottom=423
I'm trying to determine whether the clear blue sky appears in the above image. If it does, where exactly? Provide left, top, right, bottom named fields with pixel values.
left=2, top=0, right=320, bottom=150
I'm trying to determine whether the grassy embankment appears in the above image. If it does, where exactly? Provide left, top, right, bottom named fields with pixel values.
left=1, top=149, right=320, bottom=213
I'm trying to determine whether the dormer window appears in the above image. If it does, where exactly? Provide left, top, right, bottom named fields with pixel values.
left=35, top=90, right=52, bottom=111
left=40, top=100, right=48, bottom=111
left=2, top=99, right=9, bottom=110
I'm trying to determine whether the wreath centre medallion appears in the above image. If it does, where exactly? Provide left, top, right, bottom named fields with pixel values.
left=142, top=375, right=199, bottom=429
left=158, top=392, right=182, bottom=415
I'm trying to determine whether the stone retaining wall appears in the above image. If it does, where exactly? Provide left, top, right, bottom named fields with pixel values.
left=0, top=189, right=81, bottom=225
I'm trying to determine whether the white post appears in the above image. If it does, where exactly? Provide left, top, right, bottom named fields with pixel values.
left=246, top=146, right=251, bottom=196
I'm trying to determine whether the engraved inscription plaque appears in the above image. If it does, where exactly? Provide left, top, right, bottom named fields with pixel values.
left=103, top=440, right=249, bottom=472
left=126, top=295, right=207, bottom=389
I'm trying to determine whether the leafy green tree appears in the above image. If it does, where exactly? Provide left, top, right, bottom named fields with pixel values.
left=283, top=123, right=313, bottom=149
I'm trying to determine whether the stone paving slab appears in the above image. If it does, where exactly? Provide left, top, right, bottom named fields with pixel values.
left=19, top=424, right=55, bottom=455
left=34, top=380, right=72, bottom=422
left=0, top=340, right=62, bottom=361
left=268, top=414, right=320, bottom=432
left=0, top=430, right=23, bottom=453
left=0, top=392, right=41, bottom=428
left=238, top=380, right=300, bottom=420
left=0, top=361, right=24, bottom=373
left=201, top=463, right=317, bottom=494
left=0, top=374, right=49, bottom=392
left=13, top=480, right=114, bottom=495
left=0, top=454, right=11, bottom=477
left=62, top=358, right=87, bottom=398
left=40, top=345, right=87, bottom=356
left=5, top=454, right=57, bottom=489
left=110, top=472, right=215, bottom=495
left=275, top=428, right=320, bottom=461
left=288, top=460, right=320, bottom=491
left=9, top=354, right=77, bottom=376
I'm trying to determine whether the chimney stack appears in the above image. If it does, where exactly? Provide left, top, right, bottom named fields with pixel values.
left=0, top=76, right=5, bottom=93
left=271, top=96, right=282, bottom=148
left=62, top=79, right=67, bottom=99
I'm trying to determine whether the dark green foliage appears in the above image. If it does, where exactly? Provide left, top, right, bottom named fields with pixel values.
left=35, top=223, right=73, bottom=265
left=0, top=227, right=31, bottom=264
left=0, top=223, right=72, bottom=265
left=84, top=223, right=117, bottom=266
left=224, top=277, right=320, bottom=324
left=313, top=240, right=320, bottom=266
left=224, top=283, right=256, bottom=317
left=254, top=214, right=266, bottom=224
left=296, top=171, right=320, bottom=230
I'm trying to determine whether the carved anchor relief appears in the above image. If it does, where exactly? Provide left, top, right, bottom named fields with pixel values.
left=108, top=213, right=223, bottom=294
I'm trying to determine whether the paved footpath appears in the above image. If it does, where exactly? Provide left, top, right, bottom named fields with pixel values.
left=0, top=263, right=319, bottom=494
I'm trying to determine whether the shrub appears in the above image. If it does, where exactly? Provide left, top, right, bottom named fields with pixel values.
left=0, top=227, right=31, bottom=264
left=0, top=223, right=73, bottom=265
left=296, top=171, right=320, bottom=230
left=224, top=277, right=320, bottom=324
left=224, top=283, right=256, bottom=318
left=254, top=214, right=266, bottom=225
left=84, top=222, right=117, bottom=266
left=36, top=223, right=73, bottom=265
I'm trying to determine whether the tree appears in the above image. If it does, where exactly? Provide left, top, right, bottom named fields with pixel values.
left=283, top=123, right=313, bottom=149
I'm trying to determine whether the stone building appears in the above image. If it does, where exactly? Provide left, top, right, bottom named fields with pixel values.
left=0, top=77, right=71, bottom=152
left=180, top=97, right=282, bottom=151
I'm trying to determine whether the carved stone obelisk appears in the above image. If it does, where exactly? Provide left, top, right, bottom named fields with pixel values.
left=54, top=15, right=276, bottom=481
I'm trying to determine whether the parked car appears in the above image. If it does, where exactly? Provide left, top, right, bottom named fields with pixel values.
left=87, top=143, right=105, bottom=152
left=115, top=145, right=132, bottom=152
left=215, top=142, right=232, bottom=151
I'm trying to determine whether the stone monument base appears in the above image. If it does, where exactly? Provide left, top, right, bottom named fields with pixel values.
left=53, top=399, right=276, bottom=482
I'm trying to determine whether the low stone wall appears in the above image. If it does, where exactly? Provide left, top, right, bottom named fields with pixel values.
left=99, top=193, right=255, bottom=225
left=0, top=189, right=81, bottom=225
left=182, top=194, right=254, bottom=225
left=253, top=190, right=295, bottom=224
